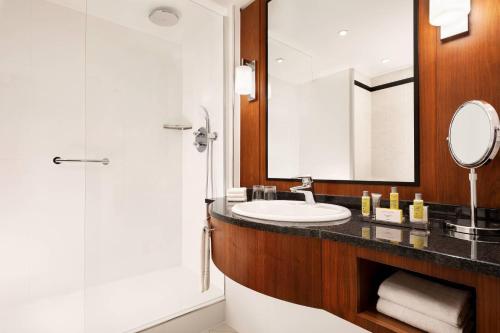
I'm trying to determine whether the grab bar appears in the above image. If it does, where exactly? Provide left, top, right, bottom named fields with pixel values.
left=53, top=157, right=110, bottom=165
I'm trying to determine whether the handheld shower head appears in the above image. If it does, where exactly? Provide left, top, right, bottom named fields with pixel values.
left=200, top=106, right=210, bottom=131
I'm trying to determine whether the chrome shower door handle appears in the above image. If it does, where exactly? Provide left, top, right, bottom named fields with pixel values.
left=53, top=157, right=110, bottom=165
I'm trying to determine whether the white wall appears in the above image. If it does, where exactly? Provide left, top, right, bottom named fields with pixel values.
left=267, top=75, right=300, bottom=178
left=225, top=278, right=368, bottom=333
left=268, top=69, right=352, bottom=180
left=298, top=69, right=352, bottom=179
left=353, top=71, right=373, bottom=180
left=84, top=11, right=183, bottom=287
left=353, top=86, right=373, bottom=180
left=371, top=68, right=414, bottom=181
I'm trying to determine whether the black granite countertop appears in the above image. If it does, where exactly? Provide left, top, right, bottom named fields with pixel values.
left=210, top=194, right=500, bottom=278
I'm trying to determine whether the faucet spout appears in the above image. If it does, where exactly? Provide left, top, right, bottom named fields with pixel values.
left=293, top=190, right=316, bottom=204
left=290, top=176, right=315, bottom=204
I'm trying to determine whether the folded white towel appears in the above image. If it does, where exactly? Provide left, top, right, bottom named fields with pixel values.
left=227, top=196, right=247, bottom=202
left=378, top=271, right=471, bottom=327
left=227, top=187, right=247, bottom=195
left=227, top=192, right=246, bottom=197
left=201, top=226, right=211, bottom=292
left=227, top=193, right=246, bottom=198
left=377, top=298, right=472, bottom=333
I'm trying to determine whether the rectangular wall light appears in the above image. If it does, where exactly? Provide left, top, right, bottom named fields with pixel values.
left=235, top=59, right=256, bottom=102
left=429, top=0, right=471, bottom=39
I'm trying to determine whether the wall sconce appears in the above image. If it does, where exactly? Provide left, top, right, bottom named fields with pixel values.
left=235, top=59, right=256, bottom=102
left=429, top=0, right=471, bottom=39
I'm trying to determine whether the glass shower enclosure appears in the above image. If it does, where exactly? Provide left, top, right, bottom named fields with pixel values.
left=0, top=0, right=225, bottom=332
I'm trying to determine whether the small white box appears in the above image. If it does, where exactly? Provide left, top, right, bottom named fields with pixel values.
left=375, top=208, right=403, bottom=223
left=409, top=205, right=428, bottom=223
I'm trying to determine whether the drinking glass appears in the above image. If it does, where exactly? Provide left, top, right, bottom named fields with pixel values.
left=252, top=185, right=265, bottom=201
left=264, top=186, right=277, bottom=200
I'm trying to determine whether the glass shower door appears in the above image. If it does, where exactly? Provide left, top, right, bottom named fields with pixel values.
left=83, top=1, right=225, bottom=332
left=83, top=4, right=184, bottom=331
left=0, top=0, right=87, bottom=332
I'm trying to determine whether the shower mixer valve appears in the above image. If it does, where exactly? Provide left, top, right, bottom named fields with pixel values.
left=193, top=127, right=217, bottom=152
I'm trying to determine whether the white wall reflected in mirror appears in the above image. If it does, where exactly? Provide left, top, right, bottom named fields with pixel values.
left=267, top=0, right=416, bottom=183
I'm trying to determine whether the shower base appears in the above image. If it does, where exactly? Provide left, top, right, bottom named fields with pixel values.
left=1, top=266, right=224, bottom=333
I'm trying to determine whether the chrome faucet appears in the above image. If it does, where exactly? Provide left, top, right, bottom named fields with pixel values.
left=290, top=176, right=315, bottom=204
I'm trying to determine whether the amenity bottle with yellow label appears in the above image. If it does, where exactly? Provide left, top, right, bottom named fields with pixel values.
left=413, top=193, right=424, bottom=221
left=361, top=191, right=370, bottom=217
left=390, top=186, right=399, bottom=210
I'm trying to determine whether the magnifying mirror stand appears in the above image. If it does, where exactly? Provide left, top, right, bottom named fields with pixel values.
left=445, top=166, right=500, bottom=238
left=469, top=168, right=478, bottom=230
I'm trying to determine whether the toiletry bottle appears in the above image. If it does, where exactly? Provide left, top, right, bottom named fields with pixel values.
left=371, top=193, right=382, bottom=219
left=361, top=191, right=370, bottom=217
left=390, top=186, right=399, bottom=210
left=413, top=193, right=424, bottom=221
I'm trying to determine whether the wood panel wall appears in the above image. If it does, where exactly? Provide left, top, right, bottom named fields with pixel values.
left=239, top=0, right=500, bottom=208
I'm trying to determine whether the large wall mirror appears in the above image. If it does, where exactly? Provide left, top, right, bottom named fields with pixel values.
left=266, top=0, right=419, bottom=184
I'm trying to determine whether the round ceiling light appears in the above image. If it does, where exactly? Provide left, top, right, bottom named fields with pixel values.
left=149, top=8, right=179, bottom=27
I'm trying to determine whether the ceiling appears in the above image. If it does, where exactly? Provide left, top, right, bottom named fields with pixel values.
left=268, top=0, right=414, bottom=81
left=46, top=0, right=231, bottom=44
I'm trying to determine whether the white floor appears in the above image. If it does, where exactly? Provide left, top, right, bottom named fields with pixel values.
left=0, top=266, right=224, bottom=333
left=202, top=324, right=238, bottom=333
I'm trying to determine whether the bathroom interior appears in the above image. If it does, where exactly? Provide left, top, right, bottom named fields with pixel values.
left=0, top=0, right=498, bottom=332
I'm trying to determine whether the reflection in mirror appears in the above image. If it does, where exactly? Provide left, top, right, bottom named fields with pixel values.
left=267, top=0, right=418, bottom=183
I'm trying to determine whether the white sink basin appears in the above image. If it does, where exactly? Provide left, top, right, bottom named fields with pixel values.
left=231, top=200, right=351, bottom=222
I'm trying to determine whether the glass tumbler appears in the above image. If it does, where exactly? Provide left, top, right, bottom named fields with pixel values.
left=252, top=185, right=265, bottom=201
left=264, top=186, right=277, bottom=200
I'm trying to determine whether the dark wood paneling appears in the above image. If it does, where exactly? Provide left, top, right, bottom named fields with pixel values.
left=240, top=0, right=499, bottom=208
left=240, top=1, right=262, bottom=187
left=210, top=217, right=323, bottom=308
left=435, top=0, right=500, bottom=206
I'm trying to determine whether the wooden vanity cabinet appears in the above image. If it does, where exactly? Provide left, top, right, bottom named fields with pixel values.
left=210, top=217, right=322, bottom=308
left=211, top=217, right=500, bottom=333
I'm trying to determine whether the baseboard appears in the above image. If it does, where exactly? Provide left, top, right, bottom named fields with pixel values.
left=140, top=300, right=226, bottom=333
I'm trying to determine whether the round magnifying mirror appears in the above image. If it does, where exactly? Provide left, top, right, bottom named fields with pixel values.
left=446, top=100, right=500, bottom=239
left=448, top=100, right=500, bottom=168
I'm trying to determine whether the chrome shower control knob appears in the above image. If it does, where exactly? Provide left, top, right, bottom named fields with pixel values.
left=207, top=132, right=218, bottom=140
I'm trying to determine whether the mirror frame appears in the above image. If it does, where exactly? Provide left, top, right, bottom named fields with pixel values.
left=265, top=0, right=420, bottom=186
